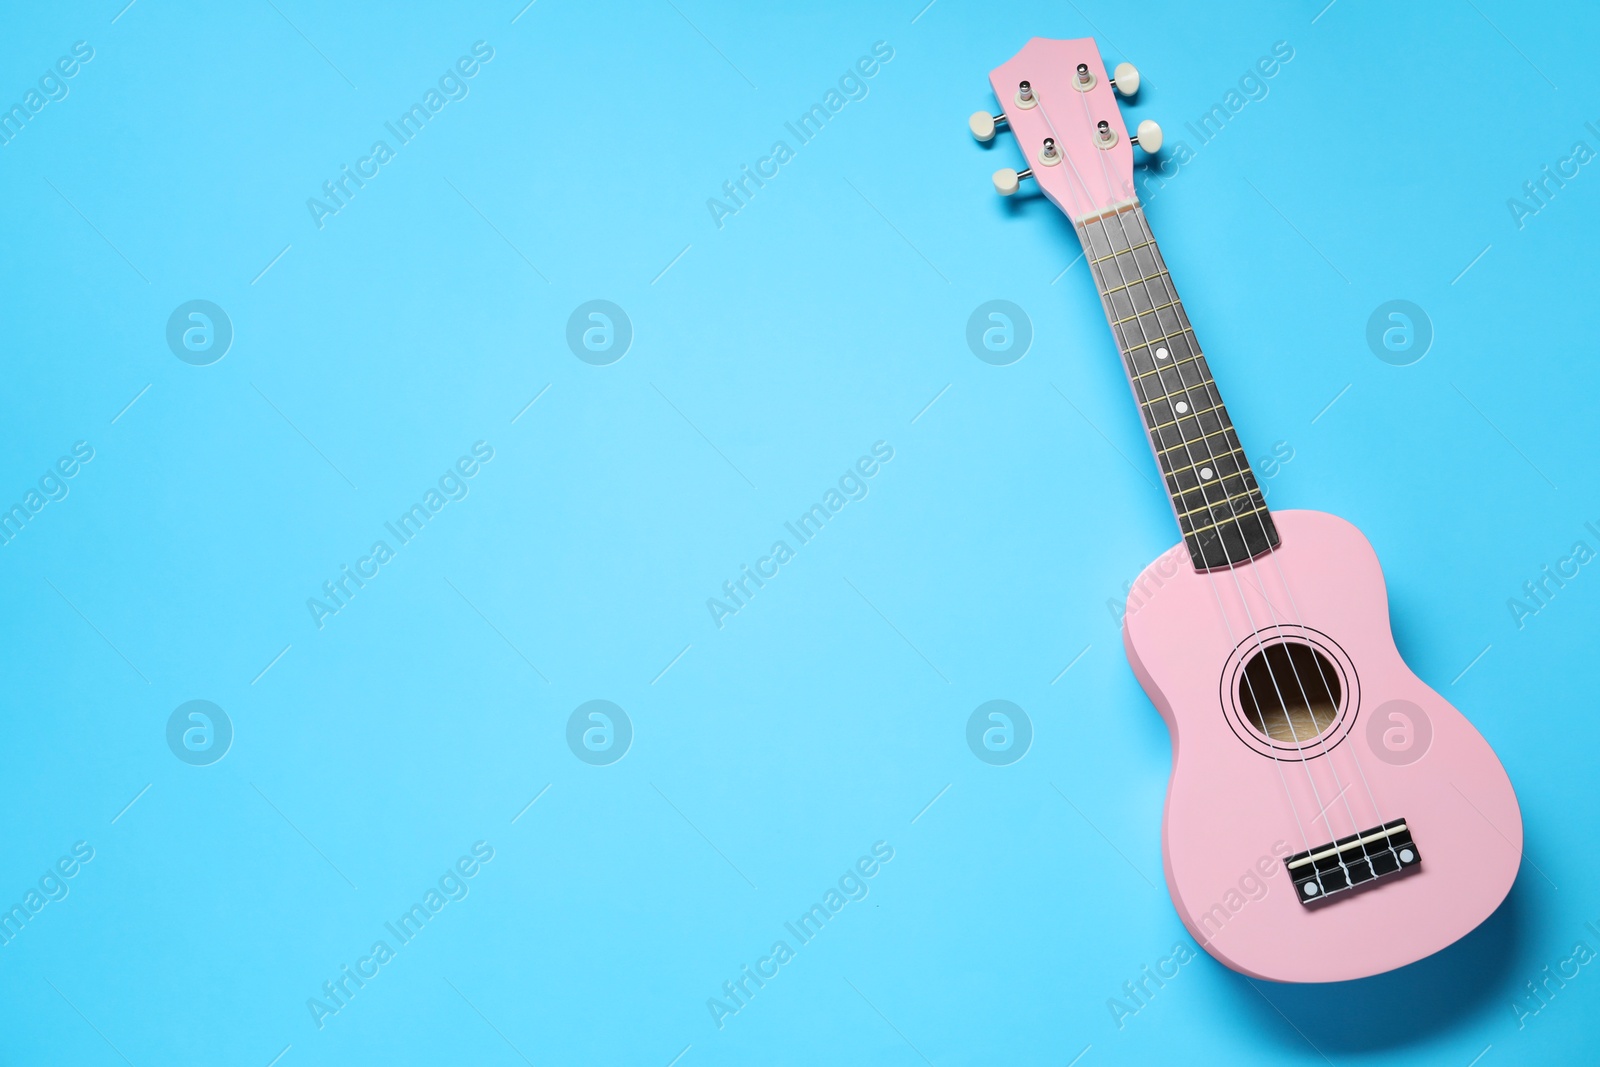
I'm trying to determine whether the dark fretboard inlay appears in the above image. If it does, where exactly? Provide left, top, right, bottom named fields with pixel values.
left=1075, top=203, right=1278, bottom=570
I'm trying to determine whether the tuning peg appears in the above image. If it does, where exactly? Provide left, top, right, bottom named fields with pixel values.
left=993, top=167, right=1033, bottom=196
left=1131, top=120, right=1163, bottom=153
left=1111, top=62, right=1140, bottom=96
left=969, top=111, right=1007, bottom=143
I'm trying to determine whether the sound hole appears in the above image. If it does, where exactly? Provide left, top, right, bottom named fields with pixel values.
left=1238, top=641, right=1341, bottom=743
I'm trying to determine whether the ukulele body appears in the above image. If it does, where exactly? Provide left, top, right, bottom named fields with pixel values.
left=1122, top=508, right=1521, bottom=982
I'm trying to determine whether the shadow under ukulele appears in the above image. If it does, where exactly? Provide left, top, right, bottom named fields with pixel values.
left=1229, top=873, right=1527, bottom=1053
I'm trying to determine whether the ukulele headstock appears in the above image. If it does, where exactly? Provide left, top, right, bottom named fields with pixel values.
left=971, top=38, right=1161, bottom=222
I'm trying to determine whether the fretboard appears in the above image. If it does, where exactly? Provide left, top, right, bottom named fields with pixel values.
left=1076, top=202, right=1278, bottom=570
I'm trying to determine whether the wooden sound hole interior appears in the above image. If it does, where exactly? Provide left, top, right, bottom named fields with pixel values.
left=1238, top=641, right=1342, bottom=743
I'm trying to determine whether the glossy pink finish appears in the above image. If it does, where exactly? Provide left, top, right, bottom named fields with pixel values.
left=988, top=38, right=1134, bottom=221
left=1123, top=510, right=1522, bottom=983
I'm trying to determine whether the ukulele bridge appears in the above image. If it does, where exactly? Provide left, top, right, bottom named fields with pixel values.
left=1285, top=818, right=1420, bottom=905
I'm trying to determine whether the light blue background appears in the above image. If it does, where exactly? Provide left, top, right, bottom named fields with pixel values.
left=2, top=0, right=1596, bottom=1063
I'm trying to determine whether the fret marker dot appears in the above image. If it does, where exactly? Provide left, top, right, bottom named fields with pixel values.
left=1399, top=848, right=1415, bottom=864
left=1174, top=401, right=1189, bottom=414
left=1156, top=348, right=1169, bottom=360
left=1303, top=882, right=1319, bottom=897
left=1200, top=467, right=1214, bottom=480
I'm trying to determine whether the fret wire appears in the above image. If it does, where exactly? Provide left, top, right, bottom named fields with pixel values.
left=1143, top=383, right=1221, bottom=408
left=1097, top=268, right=1176, bottom=298
left=1098, top=272, right=1170, bottom=297
left=1143, top=402, right=1228, bottom=431
left=1169, top=467, right=1250, bottom=496
left=1155, top=425, right=1241, bottom=456
left=1152, top=415, right=1235, bottom=451
left=1150, top=415, right=1230, bottom=441
left=1123, top=333, right=1200, bottom=360
left=1130, top=353, right=1207, bottom=381
left=1175, top=486, right=1265, bottom=523
left=1175, top=489, right=1260, bottom=523
left=1181, top=504, right=1272, bottom=539
left=1096, top=252, right=1164, bottom=275
left=1096, top=266, right=1179, bottom=296
left=1163, top=447, right=1249, bottom=481
left=1171, top=468, right=1256, bottom=508
left=1088, top=241, right=1156, bottom=264
left=1113, top=300, right=1181, bottom=326
left=1100, top=283, right=1177, bottom=316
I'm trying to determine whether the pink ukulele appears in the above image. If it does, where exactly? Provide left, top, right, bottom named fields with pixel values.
left=973, top=38, right=1522, bottom=982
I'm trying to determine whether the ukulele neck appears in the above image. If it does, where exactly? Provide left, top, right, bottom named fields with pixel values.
left=1076, top=201, right=1279, bottom=570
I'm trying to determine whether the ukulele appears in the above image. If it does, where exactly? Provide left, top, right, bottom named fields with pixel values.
left=973, top=37, right=1521, bottom=982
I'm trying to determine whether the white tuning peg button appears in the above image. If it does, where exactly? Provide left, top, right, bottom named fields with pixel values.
left=993, top=168, right=1020, bottom=196
left=1134, top=119, right=1163, bottom=153
left=969, top=111, right=997, bottom=142
left=1112, top=62, right=1140, bottom=96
